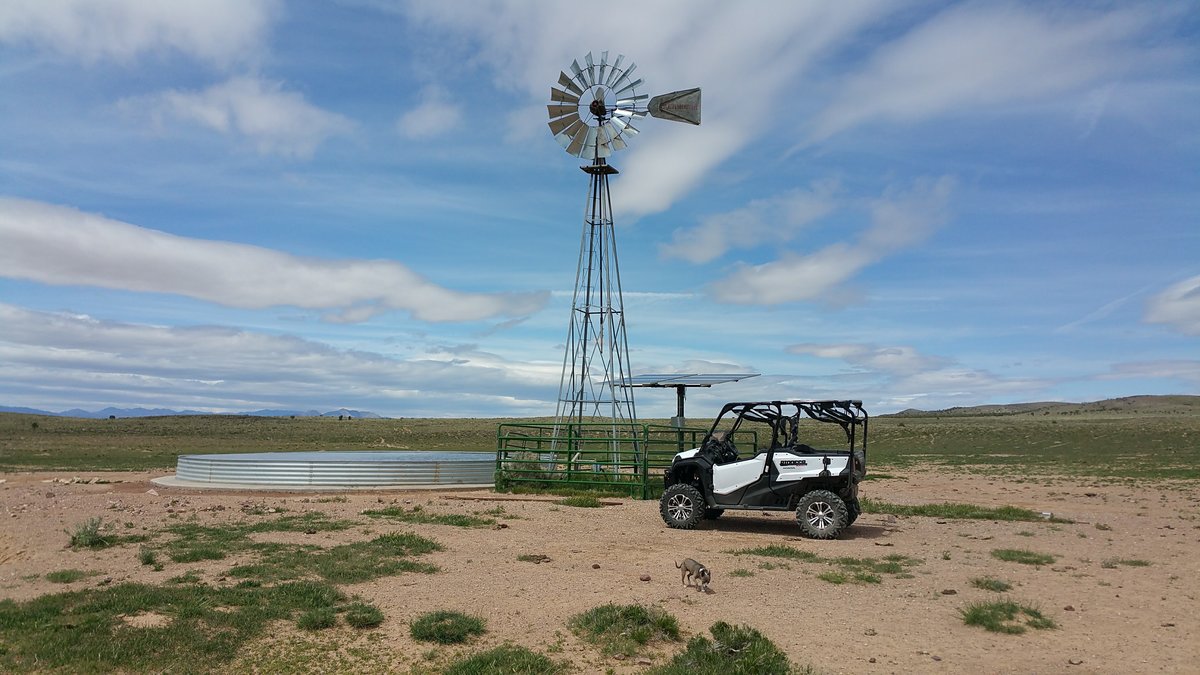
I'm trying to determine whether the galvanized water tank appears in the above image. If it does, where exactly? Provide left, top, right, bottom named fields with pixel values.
left=158, top=451, right=494, bottom=490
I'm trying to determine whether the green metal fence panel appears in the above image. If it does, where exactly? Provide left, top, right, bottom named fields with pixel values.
left=496, top=422, right=708, bottom=499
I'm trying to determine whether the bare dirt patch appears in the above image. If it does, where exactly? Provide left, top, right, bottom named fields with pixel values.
left=121, top=611, right=172, bottom=629
left=1, top=468, right=1198, bottom=673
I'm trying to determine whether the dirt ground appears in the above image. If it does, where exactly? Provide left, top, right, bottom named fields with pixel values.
left=1, top=468, right=1198, bottom=674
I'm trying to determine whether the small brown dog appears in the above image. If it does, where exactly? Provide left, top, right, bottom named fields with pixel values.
left=676, top=558, right=711, bottom=591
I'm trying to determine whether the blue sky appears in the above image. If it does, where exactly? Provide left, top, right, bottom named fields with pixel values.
left=1, top=0, right=1197, bottom=418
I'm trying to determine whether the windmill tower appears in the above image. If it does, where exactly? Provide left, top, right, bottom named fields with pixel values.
left=546, top=51, right=701, bottom=434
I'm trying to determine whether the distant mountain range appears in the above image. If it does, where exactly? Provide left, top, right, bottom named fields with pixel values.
left=0, top=406, right=384, bottom=419
left=887, top=395, right=1200, bottom=417
left=3, top=395, right=1196, bottom=420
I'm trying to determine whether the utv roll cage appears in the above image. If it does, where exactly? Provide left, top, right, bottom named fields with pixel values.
left=702, top=400, right=868, bottom=458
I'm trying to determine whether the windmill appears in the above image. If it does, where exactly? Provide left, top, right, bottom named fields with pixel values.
left=547, top=51, right=701, bottom=438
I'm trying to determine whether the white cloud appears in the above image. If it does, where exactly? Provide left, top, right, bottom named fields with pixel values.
left=0, top=0, right=278, bottom=67
left=1100, top=360, right=1200, bottom=386
left=660, top=181, right=838, bottom=264
left=390, top=2, right=1178, bottom=218
left=788, top=341, right=1050, bottom=410
left=391, top=0, right=897, bottom=218
left=809, top=3, right=1177, bottom=142
left=130, top=76, right=353, bottom=158
left=397, top=85, right=463, bottom=139
left=1145, top=275, right=1200, bottom=335
left=0, top=198, right=548, bottom=323
left=788, top=343, right=949, bottom=376
left=0, top=303, right=557, bottom=416
left=710, top=176, right=954, bottom=305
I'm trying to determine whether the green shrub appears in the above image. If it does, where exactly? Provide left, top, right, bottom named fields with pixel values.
left=360, top=505, right=494, bottom=527
left=556, top=495, right=603, bottom=508
left=569, top=603, right=680, bottom=657
left=343, top=602, right=384, bottom=628
left=991, top=548, right=1056, bottom=566
left=66, top=517, right=109, bottom=549
left=649, top=622, right=793, bottom=675
left=45, top=569, right=89, bottom=583
left=862, top=498, right=1072, bottom=523
left=970, top=577, right=1012, bottom=592
left=297, top=607, right=337, bottom=631
left=960, top=600, right=1056, bottom=634
left=1102, top=558, right=1150, bottom=568
left=444, top=644, right=563, bottom=675
left=167, top=571, right=201, bottom=584
left=728, top=545, right=819, bottom=561
left=410, top=610, right=486, bottom=644
left=138, top=547, right=157, bottom=566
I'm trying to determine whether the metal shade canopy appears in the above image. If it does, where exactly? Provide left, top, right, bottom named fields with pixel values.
left=624, top=373, right=760, bottom=427
left=624, top=373, right=757, bottom=387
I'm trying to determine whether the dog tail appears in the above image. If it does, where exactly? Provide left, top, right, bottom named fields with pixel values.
left=675, top=560, right=682, bottom=569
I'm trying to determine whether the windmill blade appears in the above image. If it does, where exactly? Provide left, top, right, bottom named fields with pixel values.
left=554, top=119, right=585, bottom=150
left=607, top=116, right=635, bottom=141
left=548, top=112, right=581, bottom=135
left=565, top=128, right=587, bottom=156
left=558, top=71, right=583, bottom=96
left=612, top=108, right=646, bottom=119
left=615, top=94, right=648, bottom=106
left=648, top=88, right=702, bottom=125
left=580, top=126, right=598, bottom=157
left=560, top=120, right=586, bottom=148
left=609, top=65, right=637, bottom=94
left=580, top=128, right=600, bottom=157
left=613, top=78, right=644, bottom=98
left=598, top=50, right=609, bottom=87
left=600, top=122, right=625, bottom=154
left=570, top=59, right=585, bottom=86
left=609, top=134, right=627, bottom=152
left=551, top=87, right=580, bottom=104
left=547, top=104, right=576, bottom=120
left=605, top=54, right=625, bottom=86
left=584, top=52, right=596, bottom=86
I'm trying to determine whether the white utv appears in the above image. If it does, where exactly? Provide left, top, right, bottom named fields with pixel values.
left=659, top=400, right=867, bottom=539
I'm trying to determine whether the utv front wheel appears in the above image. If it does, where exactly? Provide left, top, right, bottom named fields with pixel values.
left=846, top=497, right=862, bottom=525
left=660, top=484, right=706, bottom=530
left=795, top=490, right=849, bottom=539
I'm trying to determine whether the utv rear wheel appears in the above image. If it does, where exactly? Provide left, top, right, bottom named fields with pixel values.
left=660, top=484, right=706, bottom=530
left=795, top=490, right=849, bottom=539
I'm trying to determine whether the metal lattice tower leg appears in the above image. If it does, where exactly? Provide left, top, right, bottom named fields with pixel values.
left=554, top=159, right=639, bottom=435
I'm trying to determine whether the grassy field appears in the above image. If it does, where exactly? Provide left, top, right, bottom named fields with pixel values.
left=2, top=398, right=1198, bottom=479
left=0, top=414, right=515, bottom=471
left=0, top=400, right=1196, bottom=673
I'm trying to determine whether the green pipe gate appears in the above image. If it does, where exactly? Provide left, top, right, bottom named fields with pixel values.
left=495, top=422, right=708, bottom=499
